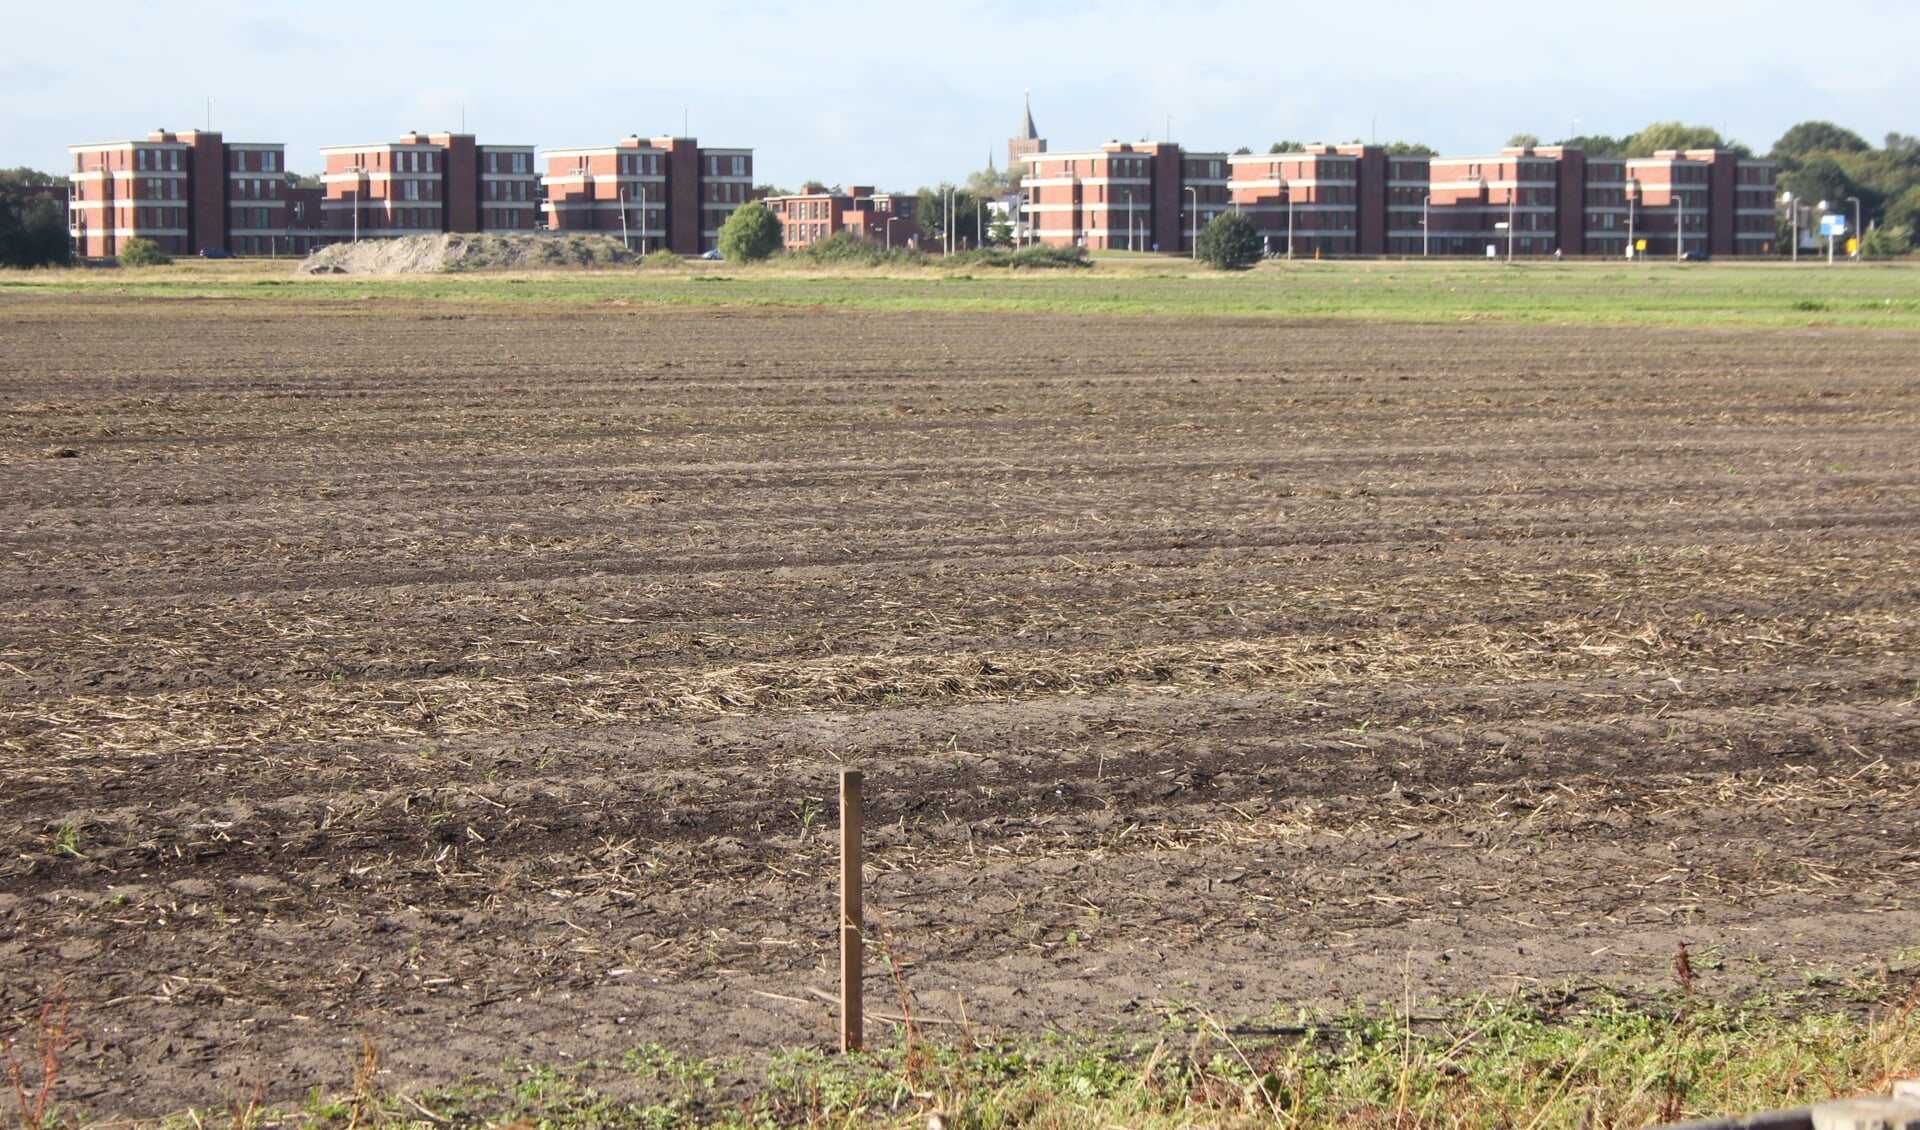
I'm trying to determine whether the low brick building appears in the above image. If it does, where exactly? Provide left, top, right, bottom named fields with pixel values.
left=764, top=187, right=918, bottom=250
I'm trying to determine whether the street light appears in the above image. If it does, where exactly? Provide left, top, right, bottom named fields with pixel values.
left=1847, top=195, right=1861, bottom=261
left=1422, top=194, right=1430, bottom=257
left=1184, top=185, right=1198, bottom=260
left=886, top=214, right=906, bottom=250
left=619, top=187, right=631, bottom=251
left=1782, top=190, right=1796, bottom=262
left=1278, top=177, right=1292, bottom=261
left=342, top=165, right=367, bottom=243
left=1626, top=177, right=1639, bottom=262
left=1124, top=189, right=1134, bottom=253
left=1676, top=191, right=1684, bottom=263
left=1497, top=181, right=1512, bottom=268
left=1820, top=198, right=1831, bottom=265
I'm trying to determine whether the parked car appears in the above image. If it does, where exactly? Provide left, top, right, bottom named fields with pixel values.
left=1681, top=250, right=1709, bottom=262
left=198, top=247, right=235, bottom=259
left=701, top=249, right=723, bottom=260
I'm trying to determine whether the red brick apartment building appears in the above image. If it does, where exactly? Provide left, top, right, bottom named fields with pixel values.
left=1423, top=144, right=1775, bottom=259
left=541, top=137, right=753, bottom=255
left=68, top=131, right=294, bottom=258
left=764, top=187, right=918, bottom=250
left=318, top=132, right=537, bottom=243
left=1024, top=142, right=1231, bottom=253
left=1228, top=145, right=1422, bottom=257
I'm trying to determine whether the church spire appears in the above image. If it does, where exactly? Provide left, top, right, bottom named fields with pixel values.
left=1017, top=89, right=1040, bottom=141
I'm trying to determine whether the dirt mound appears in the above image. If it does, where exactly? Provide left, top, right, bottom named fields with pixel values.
left=296, top=232, right=640, bottom=275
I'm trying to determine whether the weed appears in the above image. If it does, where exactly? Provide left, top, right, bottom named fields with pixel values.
left=3, top=979, right=72, bottom=1130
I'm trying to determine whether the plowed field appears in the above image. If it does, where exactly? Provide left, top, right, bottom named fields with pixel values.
left=2, top=292, right=1917, bottom=1117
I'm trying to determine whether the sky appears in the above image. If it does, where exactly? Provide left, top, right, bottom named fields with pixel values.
left=5, top=0, right=1914, bottom=190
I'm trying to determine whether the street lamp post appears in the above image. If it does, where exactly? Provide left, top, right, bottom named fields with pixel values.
left=1820, top=198, right=1832, bottom=265
left=1125, top=189, right=1134, bottom=253
left=886, top=215, right=905, bottom=250
left=1184, top=185, right=1198, bottom=259
left=1280, top=179, right=1293, bottom=261
left=1626, top=178, right=1638, bottom=262
left=1676, top=192, right=1684, bottom=263
left=619, top=187, right=630, bottom=251
left=1782, top=190, right=1796, bottom=262
left=344, top=165, right=366, bottom=243
left=1847, top=195, right=1861, bottom=261
left=1422, top=194, right=1430, bottom=257
left=1497, top=184, right=1512, bottom=264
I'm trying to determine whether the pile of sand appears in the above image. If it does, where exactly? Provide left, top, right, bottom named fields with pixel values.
left=296, top=232, right=642, bottom=275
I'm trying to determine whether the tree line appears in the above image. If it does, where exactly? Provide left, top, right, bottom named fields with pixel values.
left=0, top=170, right=70, bottom=268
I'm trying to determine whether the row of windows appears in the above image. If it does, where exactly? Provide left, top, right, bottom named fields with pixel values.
left=230, top=207, right=275, bottom=229
left=706, top=181, right=747, bottom=203
left=233, top=177, right=280, bottom=200
left=704, top=154, right=750, bottom=176
left=232, top=150, right=280, bottom=173
left=485, top=207, right=533, bottom=229
left=618, top=153, right=662, bottom=176
left=485, top=180, right=531, bottom=201
left=484, top=152, right=532, bottom=174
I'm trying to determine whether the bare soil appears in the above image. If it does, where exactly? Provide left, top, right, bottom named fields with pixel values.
left=2, top=294, right=1917, bottom=1118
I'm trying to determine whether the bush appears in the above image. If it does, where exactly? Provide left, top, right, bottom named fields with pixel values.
left=117, top=237, right=171, bottom=267
left=945, top=244, right=1091, bottom=270
left=790, top=231, right=919, bottom=268
left=1196, top=212, right=1261, bottom=270
left=717, top=200, right=783, bottom=262
left=1860, top=224, right=1913, bottom=258
left=641, top=248, right=682, bottom=269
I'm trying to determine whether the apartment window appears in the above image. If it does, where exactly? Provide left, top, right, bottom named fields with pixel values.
left=264, top=152, right=277, bottom=173
left=731, top=155, right=746, bottom=176
left=514, top=153, right=527, bottom=173
left=405, top=179, right=420, bottom=201
left=169, top=150, right=179, bottom=171
left=424, top=152, right=435, bottom=173
left=137, top=149, right=148, bottom=171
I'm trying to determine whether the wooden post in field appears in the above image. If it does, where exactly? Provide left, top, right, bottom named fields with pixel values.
left=839, top=769, right=863, bottom=1053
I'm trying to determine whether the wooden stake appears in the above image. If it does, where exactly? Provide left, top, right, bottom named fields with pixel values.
left=839, top=769, right=863, bottom=1053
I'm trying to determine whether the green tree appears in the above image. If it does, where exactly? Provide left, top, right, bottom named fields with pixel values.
left=915, top=184, right=983, bottom=250
left=1268, top=140, right=1304, bottom=154
left=1884, top=185, right=1920, bottom=239
left=988, top=217, right=1013, bottom=247
left=1195, top=211, right=1261, bottom=270
left=0, top=188, right=71, bottom=268
left=0, top=167, right=66, bottom=188
left=1384, top=141, right=1436, bottom=156
left=1770, top=121, right=1871, bottom=161
left=716, top=200, right=783, bottom=261
left=1624, top=122, right=1739, bottom=158
left=1508, top=132, right=1542, bottom=149
left=117, top=237, right=171, bottom=267
left=1559, top=134, right=1625, bottom=156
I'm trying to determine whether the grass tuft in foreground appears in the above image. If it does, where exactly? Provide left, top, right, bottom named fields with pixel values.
left=150, top=978, right=1919, bottom=1130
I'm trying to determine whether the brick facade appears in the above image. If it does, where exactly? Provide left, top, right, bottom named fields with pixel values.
left=1025, top=142, right=1230, bottom=254
left=542, top=137, right=752, bottom=255
left=765, top=187, right=918, bottom=250
left=69, top=131, right=292, bottom=258
left=318, top=132, right=536, bottom=244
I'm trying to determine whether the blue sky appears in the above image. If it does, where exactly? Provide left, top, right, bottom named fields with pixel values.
left=6, top=0, right=1913, bottom=189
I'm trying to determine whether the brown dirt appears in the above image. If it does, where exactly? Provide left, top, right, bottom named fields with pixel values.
left=1, top=294, right=1917, bottom=1118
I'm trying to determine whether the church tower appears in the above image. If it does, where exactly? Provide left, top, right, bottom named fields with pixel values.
left=1008, top=91, right=1046, bottom=172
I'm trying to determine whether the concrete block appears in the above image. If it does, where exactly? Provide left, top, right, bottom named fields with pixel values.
left=1811, top=1097, right=1920, bottom=1130
left=1895, top=1083, right=1920, bottom=1105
